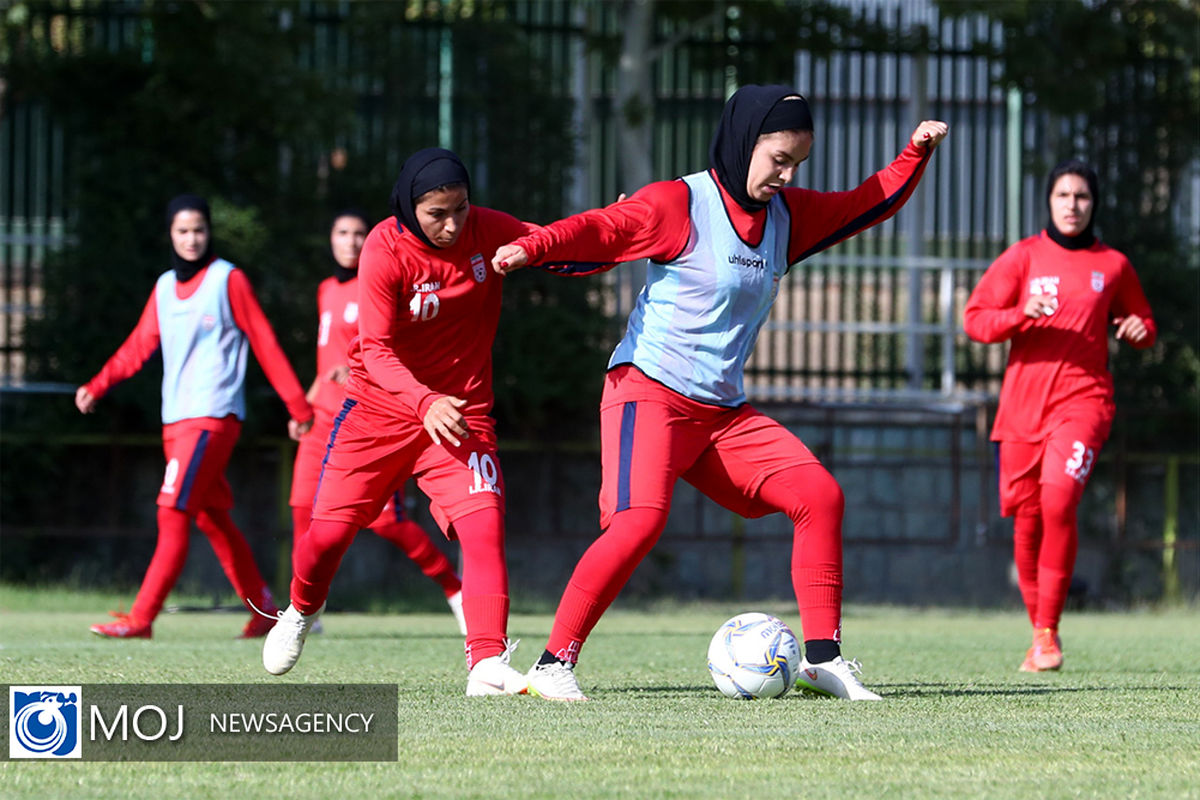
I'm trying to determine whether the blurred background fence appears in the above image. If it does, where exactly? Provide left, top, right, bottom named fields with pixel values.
left=2, top=0, right=1196, bottom=608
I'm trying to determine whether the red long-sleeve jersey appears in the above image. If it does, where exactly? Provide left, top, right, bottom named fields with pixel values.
left=345, top=209, right=536, bottom=421
left=963, top=232, right=1156, bottom=442
left=510, top=140, right=932, bottom=270
left=84, top=264, right=312, bottom=423
left=311, top=275, right=359, bottom=417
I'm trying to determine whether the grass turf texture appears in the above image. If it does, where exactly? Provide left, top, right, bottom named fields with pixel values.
left=1, top=586, right=1197, bottom=799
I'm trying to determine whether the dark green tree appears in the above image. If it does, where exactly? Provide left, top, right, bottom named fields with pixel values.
left=8, top=1, right=350, bottom=435
left=6, top=0, right=610, bottom=442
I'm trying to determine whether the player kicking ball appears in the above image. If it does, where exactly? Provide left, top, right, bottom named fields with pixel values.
left=493, top=85, right=947, bottom=701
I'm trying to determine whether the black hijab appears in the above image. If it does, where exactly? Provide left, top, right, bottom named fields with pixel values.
left=1044, top=159, right=1099, bottom=251
left=166, top=194, right=214, bottom=282
left=330, top=208, right=371, bottom=283
left=388, top=148, right=471, bottom=249
left=709, top=85, right=814, bottom=212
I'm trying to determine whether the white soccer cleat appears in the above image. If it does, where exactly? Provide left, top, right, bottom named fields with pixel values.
left=446, top=590, right=467, bottom=636
left=795, top=656, right=882, bottom=701
left=262, top=604, right=321, bottom=676
left=465, top=640, right=529, bottom=696
left=527, top=661, right=589, bottom=702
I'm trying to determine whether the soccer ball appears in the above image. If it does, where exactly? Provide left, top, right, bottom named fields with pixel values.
left=707, top=612, right=801, bottom=699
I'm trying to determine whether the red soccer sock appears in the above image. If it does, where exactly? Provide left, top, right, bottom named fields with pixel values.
left=291, top=518, right=358, bottom=615
left=1012, top=504, right=1043, bottom=626
left=451, top=508, right=510, bottom=664
left=194, top=508, right=276, bottom=614
left=1034, top=484, right=1080, bottom=630
left=545, top=506, right=667, bottom=663
left=758, top=465, right=845, bottom=642
left=372, top=519, right=462, bottom=596
left=129, top=506, right=192, bottom=623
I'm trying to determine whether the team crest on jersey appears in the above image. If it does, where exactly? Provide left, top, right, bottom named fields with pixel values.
left=343, top=302, right=358, bottom=324
left=471, top=254, right=487, bottom=283
left=201, top=314, right=217, bottom=331
left=1091, top=271, right=1104, bottom=292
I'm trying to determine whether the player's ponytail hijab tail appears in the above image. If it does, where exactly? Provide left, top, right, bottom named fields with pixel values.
left=1045, top=159, right=1099, bottom=251
left=389, top=147, right=471, bottom=249
left=709, top=84, right=814, bottom=213
left=165, top=193, right=213, bottom=282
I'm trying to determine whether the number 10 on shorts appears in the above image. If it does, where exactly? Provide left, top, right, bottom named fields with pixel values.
left=467, top=451, right=501, bottom=496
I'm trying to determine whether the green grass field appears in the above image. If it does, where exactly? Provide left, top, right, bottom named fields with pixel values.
left=2, top=586, right=1198, bottom=799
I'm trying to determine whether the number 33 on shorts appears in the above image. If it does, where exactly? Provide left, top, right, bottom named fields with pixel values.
left=1064, top=441, right=1095, bottom=483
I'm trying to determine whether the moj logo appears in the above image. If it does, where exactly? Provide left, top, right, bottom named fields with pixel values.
left=9, top=686, right=82, bottom=759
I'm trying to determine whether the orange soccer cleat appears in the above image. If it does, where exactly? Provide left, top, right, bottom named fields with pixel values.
left=90, top=615, right=152, bottom=639
left=1020, top=628, right=1063, bottom=672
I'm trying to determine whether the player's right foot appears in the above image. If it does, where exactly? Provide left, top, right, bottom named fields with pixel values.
left=90, top=616, right=152, bottom=639
left=1018, top=646, right=1038, bottom=672
left=1029, top=627, right=1063, bottom=671
left=446, top=590, right=467, bottom=636
left=795, top=656, right=882, bottom=701
left=261, top=604, right=321, bottom=675
left=527, top=661, right=589, bottom=701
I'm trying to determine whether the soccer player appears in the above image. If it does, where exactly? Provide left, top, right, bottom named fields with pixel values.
left=290, top=210, right=465, bottom=634
left=77, top=194, right=314, bottom=639
left=262, top=148, right=556, bottom=696
left=492, top=85, right=948, bottom=701
left=964, top=160, right=1156, bottom=672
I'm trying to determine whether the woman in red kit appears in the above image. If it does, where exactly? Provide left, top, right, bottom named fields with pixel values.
left=263, top=148, right=540, bottom=696
left=964, top=160, right=1155, bottom=672
left=76, top=194, right=314, bottom=639
left=290, top=210, right=465, bottom=635
left=493, top=85, right=947, bottom=701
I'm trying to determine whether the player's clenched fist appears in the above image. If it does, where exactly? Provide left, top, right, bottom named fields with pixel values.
left=492, top=244, right=529, bottom=275
left=911, top=120, right=949, bottom=149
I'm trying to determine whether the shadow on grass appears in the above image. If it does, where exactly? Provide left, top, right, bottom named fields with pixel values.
left=876, top=683, right=1095, bottom=698
left=583, top=683, right=1130, bottom=699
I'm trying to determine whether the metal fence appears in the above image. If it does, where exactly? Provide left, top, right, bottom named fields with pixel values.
left=1, top=0, right=1189, bottom=402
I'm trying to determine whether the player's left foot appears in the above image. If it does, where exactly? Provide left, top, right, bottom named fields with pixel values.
left=1018, top=646, right=1038, bottom=672
left=795, top=656, right=882, bottom=701
left=465, top=640, right=528, bottom=696
left=90, top=615, right=152, bottom=639
left=526, top=660, right=589, bottom=701
left=446, top=590, right=467, bottom=636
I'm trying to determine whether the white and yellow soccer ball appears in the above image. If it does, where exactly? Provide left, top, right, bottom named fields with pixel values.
left=707, top=612, right=801, bottom=699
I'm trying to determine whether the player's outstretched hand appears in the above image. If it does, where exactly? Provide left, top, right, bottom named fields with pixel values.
left=911, top=120, right=949, bottom=149
left=1114, top=314, right=1149, bottom=344
left=492, top=244, right=529, bottom=275
left=75, top=386, right=96, bottom=414
left=424, top=395, right=469, bottom=447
